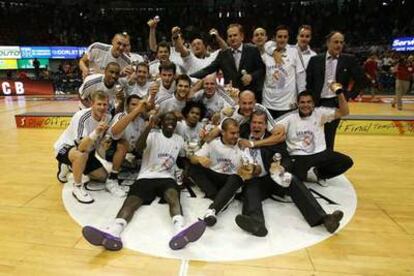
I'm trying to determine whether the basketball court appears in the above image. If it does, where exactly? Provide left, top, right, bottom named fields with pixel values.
left=0, top=95, right=413, bottom=275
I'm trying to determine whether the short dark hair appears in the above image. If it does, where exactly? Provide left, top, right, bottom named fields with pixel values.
left=176, top=74, right=192, bottom=86
left=227, top=23, right=244, bottom=35
left=181, top=101, right=206, bottom=121
left=222, top=117, right=239, bottom=131
left=156, top=41, right=171, bottom=53
left=136, top=62, right=149, bottom=71
left=325, top=31, right=344, bottom=41
left=105, top=62, right=120, bottom=71
left=275, top=25, right=290, bottom=35
left=251, top=109, right=268, bottom=122
left=159, top=61, right=176, bottom=74
left=297, top=90, right=314, bottom=102
left=126, top=94, right=141, bottom=105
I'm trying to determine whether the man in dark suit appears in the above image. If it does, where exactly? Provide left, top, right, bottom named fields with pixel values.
left=306, top=31, right=364, bottom=150
left=191, top=23, right=265, bottom=102
left=235, top=110, right=344, bottom=237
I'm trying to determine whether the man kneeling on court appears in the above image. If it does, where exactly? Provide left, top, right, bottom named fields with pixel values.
left=54, top=90, right=115, bottom=203
left=82, top=112, right=206, bottom=251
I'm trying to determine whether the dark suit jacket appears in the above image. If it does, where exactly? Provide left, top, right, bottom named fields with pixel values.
left=239, top=124, right=289, bottom=173
left=306, top=53, right=365, bottom=105
left=191, top=43, right=265, bottom=94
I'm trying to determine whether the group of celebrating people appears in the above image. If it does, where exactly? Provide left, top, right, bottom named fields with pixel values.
left=54, top=19, right=360, bottom=251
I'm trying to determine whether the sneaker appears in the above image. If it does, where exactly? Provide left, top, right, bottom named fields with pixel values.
left=306, top=167, right=319, bottom=182
left=317, top=179, right=329, bottom=187
left=169, top=220, right=207, bottom=250
left=82, top=226, right=123, bottom=251
left=271, top=171, right=292, bottom=188
left=323, top=210, right=344, bottom=233
left=235, top=215, right=268, bottom=237
left=72, top=185, right=94, bottom=204
left=203, top=209, right=217, bottom=227
left=105, top=178, right=127, bottom=197
left=57, top=162, right=70, bottom=183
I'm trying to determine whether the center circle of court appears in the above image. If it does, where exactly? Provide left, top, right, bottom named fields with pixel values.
left=62, top=175, right=357, bottom=261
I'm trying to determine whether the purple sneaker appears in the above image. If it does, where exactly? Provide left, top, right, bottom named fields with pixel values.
left=82, top=226, right=123, bottom=251
left=169, top=220, right=206, bottom=250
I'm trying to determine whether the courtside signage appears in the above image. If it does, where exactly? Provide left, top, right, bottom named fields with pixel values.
left=392, top=37, right=414, bottom=52
left=0, top=46, right=21, bottom=59
left=20, top=46, right=52, bottom=59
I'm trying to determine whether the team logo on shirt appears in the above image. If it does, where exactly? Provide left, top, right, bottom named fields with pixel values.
left=297, top=130, right=315, bottom=153
left=151, top=153, right=175, bottom=172
left=217, top=158, right=236, bottom=173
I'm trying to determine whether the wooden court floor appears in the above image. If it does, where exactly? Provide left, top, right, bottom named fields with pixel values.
left=0, top=97, right=413, bottom=275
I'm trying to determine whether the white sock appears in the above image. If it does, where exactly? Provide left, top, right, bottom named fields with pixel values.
left=204, top=209, right=216, bottom=218
left=106, top=218, right=127, bottom=237
left=172, top=215, right=185, bottom=232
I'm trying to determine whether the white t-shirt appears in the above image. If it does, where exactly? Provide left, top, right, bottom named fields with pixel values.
left=78, top=73, right=121, bottom=109
left=154, top=81, right=176, bottom=101
left=276, top=107, right=336, bottom=155
left=54, top=108, right=112, bottom=154
left=192, top=86, right=235, bottom=117
left=118, top=78, right=153, bottom=98
left=175, top=121, right=203, bottom=142
left=156, top=94, right=186, bottom=115
left=149, top=59, right=183, bottom=79
left=290, top=44, right=316, bottom=71
left=262, top=47, right=305, bottom=111
left=195, top=138, right=244, bottom=175
left=227, top=103, right=275, bottom=131
left=138, top=129, right=185, bottom=180
left=181, top=50, right=219, bottom=75
left=86, top=42, right=131, bottom=72
left=109, top=112, right=146, bottom=152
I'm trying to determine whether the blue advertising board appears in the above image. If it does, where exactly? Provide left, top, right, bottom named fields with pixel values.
left=20, top=46, right=52, bottom=58
left=50, top=46, right=83, bottom=59
left=392, top=37, right=414, bottom=52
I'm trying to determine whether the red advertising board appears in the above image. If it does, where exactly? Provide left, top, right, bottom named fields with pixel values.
left=0, top=79, right=54, bottom=96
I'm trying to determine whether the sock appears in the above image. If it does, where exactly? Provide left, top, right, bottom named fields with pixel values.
left=172, top=215, right=185, bottom=232
left=109, top=170, right=119, bottom=180
left=74, top=182, right=82, bottom=187
left=203, top=209, right=216, bottom=218
left=106, top=218, right=127, bottom=237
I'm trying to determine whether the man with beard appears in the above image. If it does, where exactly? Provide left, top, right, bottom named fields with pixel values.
left=78, top=62, right=122, bottom=111
left=119, top=62, right=152, bottom=99
left=149, top=61, right=177, bottom=102
left=156, top=74, right=192, bottom=117
left=275, top=86, right=353, bottom=186
left=54, top=91, right=112, bottom=204
left=82, top=112, right=206, bottom=251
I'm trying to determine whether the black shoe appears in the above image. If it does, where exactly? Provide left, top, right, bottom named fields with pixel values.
left=235, top=215, right=268, bottom=237
left=323, top=210, right=344, bottom=233
left=203, top=214, right=217, bottom=227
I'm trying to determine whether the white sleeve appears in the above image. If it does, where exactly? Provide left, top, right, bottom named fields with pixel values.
left=318, top=107, right=336, bottom=124
left=195, top=141, right=210, bottom=157
left=294, top=51, right=307, bottom=92
left=264, top=40, right=277, bottom=56
left=275, top=116, right=289, bottom=133
left=108, top=113, right=125, bottom=140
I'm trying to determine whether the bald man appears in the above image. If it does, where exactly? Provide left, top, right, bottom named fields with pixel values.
left=252, top=28, right=268, bottom=54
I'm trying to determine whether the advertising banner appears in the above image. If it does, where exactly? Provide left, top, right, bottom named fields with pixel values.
left=20, top=46, right=52, bottom=59
left=51, top=46, right=82, bottom=59
left=0, top=59, right=18, bottom=70
left=0, top=79, right=54, bottom=96
left=0, top=46, right=21, bottom=59
left=392, top=37, right=414, bottom=52
left=17, top=58, right=49, bottom=69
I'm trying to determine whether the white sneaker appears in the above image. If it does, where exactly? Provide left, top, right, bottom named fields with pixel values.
left=306, top=167, right=318, bottom=182
left=57, top=162, right=70, bottom=183
left=105, top=178, right=127, bottom=197
left=317, top=179, right=329, bottom=187
left=271, top=171, right=292, bottom=188
left=72, top=184, right=94, bottom=204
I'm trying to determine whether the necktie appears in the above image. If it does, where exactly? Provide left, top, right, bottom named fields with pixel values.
left=232, top=49, right=241, bottom=70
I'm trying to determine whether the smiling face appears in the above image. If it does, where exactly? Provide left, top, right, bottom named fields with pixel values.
left=175, top=79, right=190, bottom=101
left=104, top=63, right=121, bottom=88
left=91, top=97, right=109, bottom=121
left=275, top=29, right=289, bottom=49
left=111, top=34, right=128, bottom=58
left=161, top=113, right=178, bottom=137
left=252, top=28, right=267, bottom=48
left=297, top=95, right=315, bottom=117
left=135, top=65, right=149, bottom=85
left=186, top=106, right=201, bottom=127
left=222, top=123, right=240, bottom=146
left=297, top=28, right=312, bottom=50
left=203, top=75, right=217, bottom=98
left=191, top=38, right=207, bottom=57
left=239, top=91, right=256, bottom=117
left=157, top=46, right=170, bottom=62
